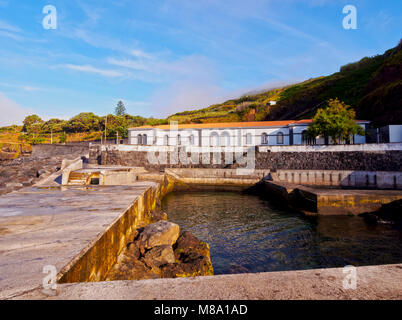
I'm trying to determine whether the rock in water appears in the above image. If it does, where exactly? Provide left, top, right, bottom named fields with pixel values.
left=137, top=221, right=180, bottom=254
left=106, top=254, right=159, bottom=281
left=143, top=245, right=176, bottom=268
left=160, top=231, right=214, bottom=278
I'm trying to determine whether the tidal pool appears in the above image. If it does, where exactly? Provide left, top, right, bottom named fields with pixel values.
left=161, top=190, right=402, bottom=275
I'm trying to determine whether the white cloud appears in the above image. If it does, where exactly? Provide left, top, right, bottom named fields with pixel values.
left=150, top=80, right=227, bottom=117
left=0, top=19, right=21, bottom=33
left=130, top=49, right=155, bottom=60
left=0, top=82, right=44, bottom=92
left=60, top=64, right=124, bottom=77
left=0, top=92, right=33, bottom=126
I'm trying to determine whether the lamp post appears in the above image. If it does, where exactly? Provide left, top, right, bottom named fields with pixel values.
left=104, top=115, right=107, bottom=145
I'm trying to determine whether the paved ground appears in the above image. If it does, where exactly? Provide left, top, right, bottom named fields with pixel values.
left=16, top=263, right=402, bottom=300
left=1, top=177, right=401, bottom=300
left=0, top=183, right=155, bottom=300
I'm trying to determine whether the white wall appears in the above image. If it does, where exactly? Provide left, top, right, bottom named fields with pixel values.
left=128, top=123, right=367, bottom=146
left=389, top=125, right=402, bottom=143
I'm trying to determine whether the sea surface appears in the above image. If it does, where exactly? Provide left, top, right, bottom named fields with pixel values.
left=161, top=190, right=402, bottom=275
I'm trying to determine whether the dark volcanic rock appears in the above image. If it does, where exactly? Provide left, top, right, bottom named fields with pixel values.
left=149, top=211, right=168, bottom=222
left=360, top=199, right=402, bottom=227
left=160, top=253, right=213, bottom=278
left=159, top=231, right=214, bottom=278
left=126, top=241, right=141, bottom=260
left=106, top=255, right=159, bottom=281
left=137, top=221, right=180, bottom=254
left=174, top=231, right=211, bottom=259
left=143, top=245, right=176, bottom=268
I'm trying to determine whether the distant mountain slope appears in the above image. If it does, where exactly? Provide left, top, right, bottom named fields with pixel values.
left=168, top=40, right=402, bottom=126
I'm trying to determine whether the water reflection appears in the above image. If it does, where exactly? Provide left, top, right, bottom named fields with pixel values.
left=161, top=191, right=402, bottom=275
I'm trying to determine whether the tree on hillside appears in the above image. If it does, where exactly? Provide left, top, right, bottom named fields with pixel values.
left=103, top=114, right=128, bottom=138
left=64, top=112, right=102, bottom=133
left=307, top=98, right=365, bottom=145
left=41, top=118, right=67, bottom=133
left=115, top=100, right=126, bottom=116
left=22, top=115, right=44, bottom=133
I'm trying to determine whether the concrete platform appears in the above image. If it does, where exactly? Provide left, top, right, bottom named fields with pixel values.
left=0, top=183, right=157, bottom=300
left=262, top=180, right=402, bottom=215
left=16, top=263, right=402, bottom=300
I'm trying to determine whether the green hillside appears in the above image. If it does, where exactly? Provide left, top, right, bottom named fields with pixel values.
left=1, top=41, right=401, bottom=145
left=168, top=40, right=402, bottom=126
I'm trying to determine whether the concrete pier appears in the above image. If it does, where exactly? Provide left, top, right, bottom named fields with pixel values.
left=261, top=180, right=402, bottom=215
left=0, top=183, right=166, bottom=299
left=1, top=167, right=401, bottom=300
left=14, top=263, right=402, bottom=300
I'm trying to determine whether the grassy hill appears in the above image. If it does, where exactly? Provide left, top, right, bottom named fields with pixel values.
left=168, top=40, right=402, bottom=126
left=0, top=41, right=400, bottom=146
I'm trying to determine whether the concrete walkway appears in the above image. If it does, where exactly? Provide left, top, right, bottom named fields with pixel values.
left=16, top=263, right=402, bottom=300
left=0, top=183, right=156, bottom=300
left=1, top=180, right=401, bottom=300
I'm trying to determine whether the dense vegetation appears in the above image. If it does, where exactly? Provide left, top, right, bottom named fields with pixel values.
left=168, top=40, right=402, bottom=126
left=307, top=99, right=365, bottom=144
left=0, top=41, right=400, bottom=144
left=1, top=101, right=167, bottom=144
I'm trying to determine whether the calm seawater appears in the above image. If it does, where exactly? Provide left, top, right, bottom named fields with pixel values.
left=161, top=190, right=402, bottom=275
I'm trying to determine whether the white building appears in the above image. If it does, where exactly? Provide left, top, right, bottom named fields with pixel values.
left=128, top=120, right=369, bottom=147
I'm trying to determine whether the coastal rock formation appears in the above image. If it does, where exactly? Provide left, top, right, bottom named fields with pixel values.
left=160, top=231, right=214, bottom=278
left=0, top=156, right=65, bottom=195
left=137, top=220, right=180, bottom=254
left=143, top=245, right=176, bottom=268
left=360, top=199, right=402, bottom=227
left=106, top=223, right=214, bottom=281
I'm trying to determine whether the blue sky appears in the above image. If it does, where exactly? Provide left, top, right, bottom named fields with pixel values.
left=0, top=0, right=401, bottom=126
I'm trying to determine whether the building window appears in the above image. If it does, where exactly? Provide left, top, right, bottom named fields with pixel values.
left=137, top=134, right=142, bottom=145
left=245, top=133, right=252, bottom=145
left=143, top=134, right=147, bottom=145
left=210, top=132, right=219, bottom=146
left=164, top=135, right=169, bottom=146
left=177, top=134, right=181, bottom=146
left=261, top=133, right=268, bottom=145
left=277, top=132, right=284, bottom=145
left=189, top=134, right=195, bottom=145
left=221, top=132, right=230, bottom=146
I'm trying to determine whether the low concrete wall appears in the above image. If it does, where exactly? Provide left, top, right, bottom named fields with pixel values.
left=100, top=168, right=147, bottom=185
left=58, top=177, right=175, bottom=283
left=32, top=143, right=89, bottom=158
left=274, top=170, right=402, bottom=190
left=260, top=180, right=402, bottom=215
left=61, top=158, right=83, bottom=185
left=166, top=168, right=270, bottom=186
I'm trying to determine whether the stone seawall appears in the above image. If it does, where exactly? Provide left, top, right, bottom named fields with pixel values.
left=58, top=177, right=175, bottom=284
left=255, top=151, right=402, bottom=171
left=89, top=145, right=402, bottom=172
left=32, top=143, right=89, bottom=158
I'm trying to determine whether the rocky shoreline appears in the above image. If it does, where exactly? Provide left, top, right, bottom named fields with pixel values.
left=0, top=156, right=65, bottom=195
left=106, top=219, right=214, bottom=281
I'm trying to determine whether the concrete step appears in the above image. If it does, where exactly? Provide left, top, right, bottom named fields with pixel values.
left=68, top=172, right=92, bottom=185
